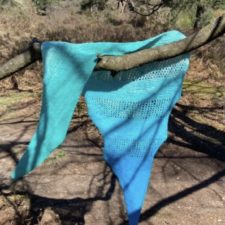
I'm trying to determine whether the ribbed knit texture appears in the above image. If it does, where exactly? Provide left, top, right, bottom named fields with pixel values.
left=11, top=30, right=189, bottom=225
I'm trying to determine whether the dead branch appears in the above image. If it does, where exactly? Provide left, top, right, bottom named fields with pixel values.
left=0, top=14, right=225, bottom=80
left=128, top=0, right=164, bottom=17
left=0, top=41, right=41, bottom=80
left=96, top=15, right=225, bottom=71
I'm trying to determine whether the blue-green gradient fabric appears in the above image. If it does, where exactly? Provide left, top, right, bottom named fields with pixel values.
left=11, top=30, right=189, bottom=225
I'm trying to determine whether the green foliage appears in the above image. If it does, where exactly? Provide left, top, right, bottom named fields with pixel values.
left=207, top=0, right=225, bottom=9
left=0, top=0, right=14, bottom=5
left=164, top=0, right=225, bottom=29
left=162, top=0, right=225, bottom=8
left=128, top=0, right=225, bottom=30
left=199, top=8, right=214, bottom=26
left=175, top=10, right=195, bottom=29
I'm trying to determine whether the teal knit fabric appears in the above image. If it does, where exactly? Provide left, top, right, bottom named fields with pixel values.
left=11, top=30, right=189, bottom=225
left=84, top=48, right=189, bottom=225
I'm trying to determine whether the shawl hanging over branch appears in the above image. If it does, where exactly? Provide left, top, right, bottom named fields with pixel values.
left=11, top=30, right=190, bottom=225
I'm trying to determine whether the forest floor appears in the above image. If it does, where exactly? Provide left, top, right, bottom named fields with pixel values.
left=0, top=84, right=225, bottom=225
left=1, top=6, right=225, bottom=225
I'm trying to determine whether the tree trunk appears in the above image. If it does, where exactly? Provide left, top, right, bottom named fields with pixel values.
left=194, top=4, right=205, bottom=30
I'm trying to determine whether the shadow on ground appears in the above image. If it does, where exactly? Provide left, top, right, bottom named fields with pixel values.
left=0, top=99, right=225, bottom=225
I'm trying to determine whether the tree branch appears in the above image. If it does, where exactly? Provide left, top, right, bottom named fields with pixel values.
left=128, top=0, right=164, bottom=17
left=0, top=41, right=41, bottom=80
left=0, top=14, right=225, bottom=80
left=96, top=15, right=225, bottom=71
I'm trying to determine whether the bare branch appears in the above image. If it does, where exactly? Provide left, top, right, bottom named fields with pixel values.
left=128, top=0, right=164, bottom=17
left=96, top=15, right=225, bottom=71
left=0, top=42, right=41, bottom=80
left=0, top=14, right=225, bottom=80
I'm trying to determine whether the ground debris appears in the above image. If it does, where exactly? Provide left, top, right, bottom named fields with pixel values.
left=39, top=207, right=61, bottom=225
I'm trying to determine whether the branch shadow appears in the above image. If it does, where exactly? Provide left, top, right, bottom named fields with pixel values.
left=133, top=102, right=225, bottom=224
left=0, top=168, right=117, bottom=225
left=1, top=26, right=225, bottom=225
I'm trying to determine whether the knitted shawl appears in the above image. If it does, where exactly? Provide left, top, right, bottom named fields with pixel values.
left=11, top=30, right=190, bottom=225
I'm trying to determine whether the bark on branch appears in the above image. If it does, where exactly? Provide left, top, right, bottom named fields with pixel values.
left=0, top=14, right=225, bottom=80
left=96, top=15, right=225, bottom=71
left=0, top=42, right=41, bottom=80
